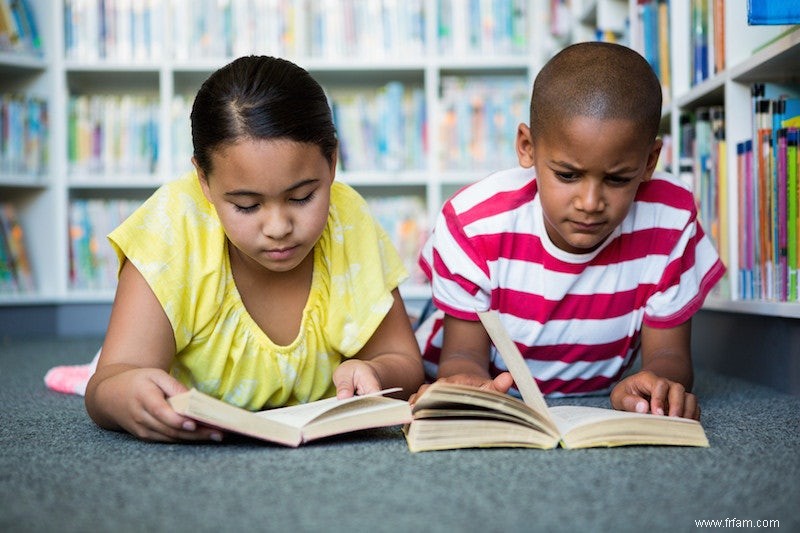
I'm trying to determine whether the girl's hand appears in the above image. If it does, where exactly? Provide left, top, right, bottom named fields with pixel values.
left=332, top=359, right=382, bottom=398
left=95, top=367, right=223, bottom=442
left=610, top=370, right=700, bottom=420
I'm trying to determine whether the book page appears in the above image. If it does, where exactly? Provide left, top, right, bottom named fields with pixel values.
left=257, top=388, right=402, bottom=428
left=477, top=310, right=555, bottom=429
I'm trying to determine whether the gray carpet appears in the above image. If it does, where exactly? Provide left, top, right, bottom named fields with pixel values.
left=1, top=336, right=798, bottom=533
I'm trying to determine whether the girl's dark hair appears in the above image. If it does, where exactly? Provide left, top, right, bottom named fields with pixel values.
left=190, top=55, right=338, bottom=174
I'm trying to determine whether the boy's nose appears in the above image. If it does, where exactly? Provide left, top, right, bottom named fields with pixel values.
left=576, top=182, right=605, bottom=212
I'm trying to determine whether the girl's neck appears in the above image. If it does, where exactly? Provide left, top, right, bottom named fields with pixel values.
left=228, top=242, right=315, bottom=346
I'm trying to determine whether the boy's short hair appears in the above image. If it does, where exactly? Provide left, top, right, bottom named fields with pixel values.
left=530, top=42, right=662, bottom=143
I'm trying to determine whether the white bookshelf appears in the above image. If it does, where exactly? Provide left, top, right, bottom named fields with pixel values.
left=0, top=0, right=548, bottom=308
left=630, top=1, right=799, bottom=319
left=2, top=0, right=799, bottom=322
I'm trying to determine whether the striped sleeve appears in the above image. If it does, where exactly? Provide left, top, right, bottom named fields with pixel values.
left=643, top=186, right=726, bottom=327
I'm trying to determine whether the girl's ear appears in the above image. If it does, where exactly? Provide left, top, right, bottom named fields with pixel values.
left=515, top=123, right=535, bottom=168
left=192, top=157, right=213, bottom=201
left=642, top=137, right=664, bottom=182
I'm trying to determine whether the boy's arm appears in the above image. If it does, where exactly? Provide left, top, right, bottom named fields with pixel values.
left=610, top=320, right=700, bottom=419
left=409, top=314, right=514, bottom=403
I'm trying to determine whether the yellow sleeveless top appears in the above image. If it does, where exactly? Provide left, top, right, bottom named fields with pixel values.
left=108, top=172, right=407, bottom=410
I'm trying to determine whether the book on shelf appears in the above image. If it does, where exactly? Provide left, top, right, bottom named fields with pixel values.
left=637, top=0, right=671, bottom=101
left=68, top=198, right=140, bottom=291
left=438, top=0, right=527, bottom=56
left=438, top=75, right=528, bottom=171
left=689, top=0, right=726, bottom=85
left=63, top=0, right=162, bottom=61
left=0, top=202, right=34, bottom=293
left=0, top=0, right=40, bottom=55
left=747, top=0, right=800, bottom=25
left=404, top=310, right=709, bottom=452
left=168, top=387, right=412, bottom=447
left=1, top=93, right=48, bottom=177
left=737, top=87, right=800, bottom=302
left=330, top=82, right=426, bottom=172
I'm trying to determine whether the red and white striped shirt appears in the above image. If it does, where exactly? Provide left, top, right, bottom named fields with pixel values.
left=417, top=166, right=726, bottom=397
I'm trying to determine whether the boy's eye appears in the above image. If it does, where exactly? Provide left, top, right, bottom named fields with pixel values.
left=606, top=175, right=634, bottom=186
left=555, top=171, right=577, bottom=181
left=234, top=204, right=259, bottom=213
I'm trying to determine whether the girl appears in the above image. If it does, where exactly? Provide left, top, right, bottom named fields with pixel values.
left=81, top=55, right=424, bottom=442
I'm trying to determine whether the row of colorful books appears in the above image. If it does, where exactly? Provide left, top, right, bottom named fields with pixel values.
left=67, top=94, right=159, bottom=177
left=330, top=82, right=427, bottom=172
left=736, top=89, right=800, bottom=302
left=437, top=0, right=527, bottom=55
left=62, top=0, right=534, bottom=62
left=680, top=105, right=727, bottom=267
left=0, top=202, right=34, bottom=294
left=365, top=195, right=429, bottom=287
left=439, top=75, right=528, bottom=171
left=66, top=194, right=430, bottom=292
left=68, top=198, right=140, bottom=291
left=0, top=0, right=40, bottom=56
left=1, top=93, right=48, bottom=177
left=64, top=0, right=163, bottom=61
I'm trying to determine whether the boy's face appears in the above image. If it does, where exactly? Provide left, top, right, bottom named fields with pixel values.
left=516, top=116, right=661, bottom=254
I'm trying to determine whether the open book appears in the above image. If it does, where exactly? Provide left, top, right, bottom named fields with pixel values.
left=169, top=388, right=412, bottom=447
left=404, top=311, right=709, bottom=451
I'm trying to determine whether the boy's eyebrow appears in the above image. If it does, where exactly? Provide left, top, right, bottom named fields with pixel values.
left=551, top=160, right=638, bottom=174
left=224, top=178, right=319, bottom=197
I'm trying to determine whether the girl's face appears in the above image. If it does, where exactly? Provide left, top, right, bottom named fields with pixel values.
left=516, top=115, right=661, bottom=254
left=196, top=138, right=334, bottom=274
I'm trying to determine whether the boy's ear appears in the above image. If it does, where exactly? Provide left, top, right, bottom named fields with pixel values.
left=192, top=157, right=213, bottom=201
left=515, top=123, right=535, bottom=168
left=642, top=138, right=664, bottom=181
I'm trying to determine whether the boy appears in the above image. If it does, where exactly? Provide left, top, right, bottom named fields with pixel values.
left=414, top=42, right=725, bottom=420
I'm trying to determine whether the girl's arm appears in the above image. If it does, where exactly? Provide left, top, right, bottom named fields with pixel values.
left=333, top=289, right=425, bottom=400
left=84, top=260, right=222, bottom=442
left=610, top=320, right=700, bottom=419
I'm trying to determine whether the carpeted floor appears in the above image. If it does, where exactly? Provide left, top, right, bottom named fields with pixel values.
left=1, top=336, right=798, bottom=533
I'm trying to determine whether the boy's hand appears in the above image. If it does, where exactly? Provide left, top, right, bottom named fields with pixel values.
left=610, top=370, right=700, bottom=420
left=333, top=359, right=382, bottom=398
left=409, top=372, right=514, bottom=405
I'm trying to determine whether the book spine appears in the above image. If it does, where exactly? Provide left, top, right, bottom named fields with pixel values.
left=788, top=129, right=799, bottom=301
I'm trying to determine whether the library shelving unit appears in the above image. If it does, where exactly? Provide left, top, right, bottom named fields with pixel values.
left=0, top=0, right=551, bottom=318
left=3, top=0, right=798, bottom=332
left=627, top=1, right=800, bottom=319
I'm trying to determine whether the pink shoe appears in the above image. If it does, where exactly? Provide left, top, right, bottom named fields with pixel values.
left=44, top=350, right=100, bottom=396
left=44, top=364, right=94, bottom=395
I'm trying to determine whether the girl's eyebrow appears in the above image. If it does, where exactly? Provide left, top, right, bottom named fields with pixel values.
left=224, top=178, right=319, bottom=198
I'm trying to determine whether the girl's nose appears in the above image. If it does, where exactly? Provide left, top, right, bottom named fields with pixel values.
left=262, top=209, right=292, bottom=239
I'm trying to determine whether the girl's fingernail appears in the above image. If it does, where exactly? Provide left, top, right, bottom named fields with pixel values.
left=210, top=433, right=223, bottom=442
left=182, top=420, right=196, bottom=431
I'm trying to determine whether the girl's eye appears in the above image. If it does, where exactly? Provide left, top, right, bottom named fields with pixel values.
left=290, top=192, right=315, bottom=205
left=234, top=204, right=259, bottom=213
